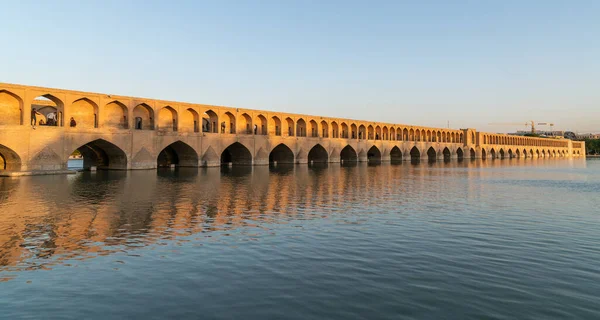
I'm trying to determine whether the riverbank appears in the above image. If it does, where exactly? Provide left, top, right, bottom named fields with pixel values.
left=0, top=169, right=76, bottom=177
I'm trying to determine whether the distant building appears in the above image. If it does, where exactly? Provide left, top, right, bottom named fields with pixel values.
left=510, top=130, right=565, bottom=138
left=576, top=133, right=600, bottom=140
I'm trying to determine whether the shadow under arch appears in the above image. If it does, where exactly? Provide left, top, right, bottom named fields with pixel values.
left=71, top=139, right=128, bottom=170
left=221, top=142, right=252, bottom=165
left=367, top=145, right=381, bottom=164
left=457, top=148, right=464, bottom=161
left=410, top=146, right=420, bottom=163
left=340, top=145, right=358, bottom=163
left=390, top=146, right=402, bottom=163
left=427, top=147, right=436, bottom=162
left=442, top=147, right=451, bottom=162
left=157, top=141, right=199, bottom=167
left=308, top=144, right=328, bottom=164
left=269, top=143, right=294, bottom=164
left=0, top=144, right=22, bottom=171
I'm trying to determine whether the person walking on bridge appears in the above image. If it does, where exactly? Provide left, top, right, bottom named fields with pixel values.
left=31, top=108, right=42, bottom=129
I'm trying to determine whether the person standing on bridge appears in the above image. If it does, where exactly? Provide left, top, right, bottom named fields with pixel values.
left=31, top=108, right=42, bottom=129
left=70, top=117, right=77, bottom=127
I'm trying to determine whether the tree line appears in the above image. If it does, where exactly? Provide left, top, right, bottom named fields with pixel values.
left=584, top=139, right=600, bottom=155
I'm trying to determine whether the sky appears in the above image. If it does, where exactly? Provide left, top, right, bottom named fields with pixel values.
left=1, top=0, right=598, bottom=133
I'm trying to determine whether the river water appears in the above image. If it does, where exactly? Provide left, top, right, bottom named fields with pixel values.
left=1, top=159, right=599, bottom=319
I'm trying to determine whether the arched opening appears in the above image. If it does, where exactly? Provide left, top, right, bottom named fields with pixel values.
left=285, top=117, right=294, bottom=136
left=158, top=106, right=178, bottom=131
left=490, top=148, right=496, bottom=159
left=482, top=149, right=487, bottom=160
left=340, top=145, right=357, bottom=162
left=31, top=94, right=64, bottom=127
left=499, top=149, right=505, bottom=159
left=308, top=144, right=328, bottom=163
left=470, top=148, right=476, bottom=160
left=70, top=98, right=99, bottom=128
left=443, top=147, right=451, bottom=162
left=133, top=103, right=154, bottom=130
left=516, top=149, right=521, bottom=158
left=523, top=149, right=528, bottom=158
left=351, top=124, right=358, bottom=139
left=367, top=125, right=374, bottom=140
left=367, top=146, right=381, bottom=163
left=508, top=149, right=514, bottom=158
left=269, top=143, right=294, bottom=164
left=309, top=120, right=318, bottom=137
left=0, top=90, right=23, bottom=125
left=341, top=122, right=349, bottom=138
left=202, top=110, right=218, bottom=133
left=296, top=118, right=307, bottom=137
left=375, top=126, right=382, bottom=140
left=382, top=126, right=388, bottom=140
left=70, top=139, right=127, bottom=170
left=0, top=144, right=22, bottom=171
left=427, top=147, right=437, bottom=162
left=410, top=146, right=420, bottom=162
left=223, top=112, right=236, bottom=134
left=221, top=142, right=252, bottom=165
left=270, top=116, right=282, bottom=136
left=321, top=120, right=329, bottom=138
left=180, top=108, right=200, bottom=132
left=390, top=146, right=402, bottom=163
left=330, top=121, right=338, bottom=138
left=157, top=141, right=198, bottom=167
left=239, top=113, right=252, bottom=134
left=358, top=125, right=366, bottom=139
left=255, top=114, right=267, bottom=135
left=104, top=101, right=128, bottom=129
left=457, top=148, right=464, bottom=161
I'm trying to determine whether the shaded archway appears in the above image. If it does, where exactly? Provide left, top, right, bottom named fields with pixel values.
left=470, top=148, right=476, bottom=160
left=157, top=141, right=198, bottom=167
left=202, top=110, right=218, bottom=133
left=158, top=106, right=178, bottom=131
left=104, top=101, right=128, bottom=129
left=490, top=148, right=496, bottom=159
left=508, top=149, right=513, bottom=158
left=296, top=118, right=307, bottom=137
left=499, top=149, right=505, bottom=159
left=410, top=146, right=420, bottom=162
left=133, top=103, right=154, bottom=130
left=367, top=146, right=381, bottom=163
left=340, top=145, right=358, bottom=162
left=221, top=142, right=252, bottom=165
left=269, top=143, right=294, bottom=164
left=270, top=116, right=282, bottom=136
left=0, top=90, right=23, bottom=125
left=71, top=98, right=99, bottom=128
left=32, top=94, right=64, bottom=127
left=481, top=149, right=487, bottom=159
left=180, top=108, right=200, bottom=132
left=457, top=148, right=464, bottom=161
left=71, top=139, right=128, bottom=170
left=390, top=146, right=402, bottom=163
left=443, top=147, right=451, bottom=162
left=427, top=147, right=437, bottom=162
left=0, top=144, right=22, bottom=171
left=308, top=144, right=328, bottom=163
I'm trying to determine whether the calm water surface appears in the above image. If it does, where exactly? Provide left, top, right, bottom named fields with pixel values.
left=1, top=159, right=599, bottom=319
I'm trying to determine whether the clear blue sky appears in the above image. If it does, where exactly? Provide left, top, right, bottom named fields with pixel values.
left=1, top=0, right=598, bottom=133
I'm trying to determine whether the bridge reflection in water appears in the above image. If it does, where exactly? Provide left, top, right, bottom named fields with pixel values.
left=0, top=158, right=587, bottom=278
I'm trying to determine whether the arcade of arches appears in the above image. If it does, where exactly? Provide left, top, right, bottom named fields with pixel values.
left=0, top=83, right=586, bottom=173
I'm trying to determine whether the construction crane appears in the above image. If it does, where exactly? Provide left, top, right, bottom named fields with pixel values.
left=488, top=121, right=554, bottom=134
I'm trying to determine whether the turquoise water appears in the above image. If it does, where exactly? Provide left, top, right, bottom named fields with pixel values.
left=1, top=159, right=599, bottom=319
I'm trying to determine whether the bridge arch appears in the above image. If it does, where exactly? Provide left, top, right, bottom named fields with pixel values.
left=221, top=142, right=252, bottom=165
left=0, top=144, right=22, bottom=171
left=390, top=146, right=402, bottom=163
left=367, top=145, right=381, bottom=163
left=456, top=148, right=464, bottom=160
left=508, top=149, right=514, bottom=158
left=358, top=125, right=366, bottom=139
left=70, top=139, right=128, bottom=170
left=269, top=143, right=294, bottom=164
left=481, top=148, right=487, bottom=159
left=157, top=141, right=198, bottom=167
left=104, top=100, right=128, bottom=129
left=350, top=123, right=358, bottom=139
left=499, top=148, right=505, bottom=159
left=330, top=121, right=338, bottom=138
left=255, top=114, right=267, bottom=135
left=269, top=116, right=282, bottom=136
left=285, top=117, right=294, bottom=136
left=340, top=145, right=357, bottom=162
left=470, top=148, right=476, bottom=160
left=158, top=106, right=178, bottom=131
left=490, top=148, right=496, bottom=159
left=223, top=111, right=236, bottom=133
left=32, top=94, right=64, bottom=127
left=308, top=144, right=328, bottom=163
left=340, top=122, right=349, bottom=138
left=133, top=103, right=154, bottom=130
left=202, top=109, right=218, bottom=133
left=410, top=146, right=420, bottom=162
left=71, top=97, right=99, bottom=128
left=296, top=118, right=307, bottom=137
left=239, top=113, right=252, bottom=134
left=427, top=147, right=436, bottom=162
left=180, top=108, right=200, bottom=132
left=443, top=147, right=451, bottom=162
left=0, top=89, right=24, bottom=125
left=309, top=120, right=318, bottom=137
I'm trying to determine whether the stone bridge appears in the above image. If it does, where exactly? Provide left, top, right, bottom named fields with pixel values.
left=0, top=83, right=585, bottom=173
